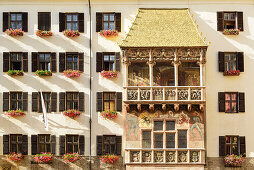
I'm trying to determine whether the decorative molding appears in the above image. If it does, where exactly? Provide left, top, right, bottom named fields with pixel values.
left=174, top=104, right=179, bottom=112
left=188, top=104, right=192, bottom=112
left=162, top=104, right=166, bottom=111
left=137, top=104, right=141, bottom=112
left=149, top=104, right=154, bottom=112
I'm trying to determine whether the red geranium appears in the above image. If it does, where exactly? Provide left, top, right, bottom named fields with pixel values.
left=64, top=70, right=81, bottom=78
left=5, top=28, right=24, bottom=36
left=101, top=111, right=118, bottom=120
left=63, top=109, right=81, bottom=119
left=63, top=30, right=80, bottom=38
left=6, top=153, right=23, bottom=162
left=100, top=70, right=118, bottom=79
left=99, top=30, right=118, bottom=37
left=5, top=110, right=25, bottom=117
left=224, top=70, right=240, bottom=76
left=34, top=152, right=53, bottom=164
left=100, top=154, right=119, bottom=165
left=36, top=30, right=53, bottom=37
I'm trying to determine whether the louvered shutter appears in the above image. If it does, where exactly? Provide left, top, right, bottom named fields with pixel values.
left=51, top=92, right=57, bottom=112
left=79, top=92, right=85, bottom=112
left=31, top=135, right=38, bottom=155
left=238, top=93, right=245, bottom=112
left=3, top=12, right=9, bottom=32
left=50, top=52, right=57, bottom=72
left=32, top=92, right=39, bottom=112
left=22, top=52, right=28, bottom=72
left=218, top=92, right=225, bottom=112
left=78, top=13, right=84, bottom=33
left=219, top=136, right=226, bottom=156
left=218, top=52, right=225, bottom=72
left=217, top=12, right=224, bottom=31
left=59, top=135, right=66, bottom=155
left=59, top=13, right=66, bottom=32
left=22, top=92, right=28, bottom=111
left=96, top=92, right=103, bottom=112
left=22, top=135, right=28, bottom=155
left=115, top=52, right=121, bottom=72
left=3, top=92, right=9, bottom=111
left=237, top=52, right=244, bottom=72
left=97, top=136, right=103, bottom=155
left=3, top=52, right=10, bottom=72
left=59, top=92, right=66, bottom=112
left=237, top=12, right=244, bottom=31
left=32, top=52, right=38, bottom=72
left=22, top=12, right=28, bottom=32
left=116, top=92, right=122, bottom=112
left=239, top=136, right=246, bottom=157
left=116, top=136, right=122, bottom=155
left=96, top=13, right=103, bottom=32
left=3, top=135, right=9, bottom=154
left=59, top=52, right=66, bottom=72
left=38, top=12, right=51, bottom=31
left=96, top=52, right=103, bottom=72
left=51, top=135, right=56, bottom=155
left=78, top=52, right=84, bottom=72
left=115, top=13, right=121, bottom=32
left=79, top=135, right=85, bottom=155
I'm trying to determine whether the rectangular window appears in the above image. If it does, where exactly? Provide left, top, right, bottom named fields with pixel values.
left=103, top=53, right=115, bottom=71
left=224, top=53, right=237, bottom=71
left=103, top=136, right=116, bottom=154
left=166, top=121, right=175, bottom=131
left=38, top=134, right=51, bottom=153
left=166, top=133, right=175, bottom=148
left=224, top=12, right=236, bottom=29
left=10, top=53, right=22, bottom=70
left=66, top=135, right=79, bottom=153
left=38, top=12, right=51, bottom=31
left=225, top=92, right=238, bottom=113
left=39, top=92, right=51, bottom=113
left=103, top=92, right=116, bottom=111
left=217, top=12, right=243, bottom=31
left=10, top=92, right=23, bottom=110
left=225, top=136, right=239, bottom=155
left=66, top=14, right=78, bottom=31
left=39, top=53, right=51, bottom=71
left=66, top=54, right=78, bottom=70
left=10, top=134, right=23, bottom=153
left=154, top=121, right=163, bottom=131
left=142, top=131, right=151, bottom=148
left=178, top=62, right=200, bottom=86
left=10, top=13, right=22, bottom=30
left=178, top=130, right=187, bottom=148
left=103, top=13, right=115, bottom=30
left=154, top=133, right=163, bottom=148
left=66, top=92, right=79, bottom=110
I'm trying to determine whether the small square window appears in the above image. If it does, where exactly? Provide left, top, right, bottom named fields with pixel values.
left=224, top=53, right=237, bottom=72
left=103, top=54, right=116, bottom=71
left=66, top=14, right=78, bottom=31
left=154, top=121, right=163, bottom=131
left=10, top=13, right=23, bottom=30
left=166, top=121, right=175, bottom=131
left=103, top=13, right=115, bottom=30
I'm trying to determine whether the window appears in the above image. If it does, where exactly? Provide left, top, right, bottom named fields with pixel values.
left=96, top=92, right=122, bottom=112
left=128, top=62, right=149, bottom=86
left=10, top=134, right=23, bottom=153
left=103, top=136, right=116, bottom=154
left=66, top=92, right=79, bottom=110
left=59, top=92, right=84, bottom=112
left=38, top=12, right=51, bottom=31
left=218, top=92, right=245, bottom=113
left=96, top=135, right=122, bottom=155
left=178, top=62, right=200, bottom=86
left=32, top=52, right=56, bottom=72
left=3, top=12, right=28, bottom=32
left=142, top=131, right=151, bottom=148
left=3, top=134, right=28, bottom=155
left=219, top=136, right=246, bottom=156
left=39, top=53, right=51, bottom=71
left=96, top=52, right=120, bottom=72
left=32, top=92, right=57, bottom=113
left=178, top=130, right=187, bottom=148
left=39, top=92, right=51, bottom=113
left=3, top=92, right=28, bottom=112
left=96, top=12, right=121, bottom=32
left=10, top=53, right=22, bottom=70
left=66, top=54, right=78, bottom=70
left=59, top=13, right=84, bottom=32
left=153, top=62, right=175, bottom=86
left=225, top=93, right=237, bottom=113
left=103, top=92, right=116, bottom=111
left=103, top=53, right=115, bottom=71
left=224, top=12, right=236, bottom=29
left=217, top=12, right=243, bottom=31
left=59, top=52, right=84, bottom=72
left=224, top=53, right=237, bottom=71
left=10, top=92, right=23, bottom=110
left=218, top=52, right=244, bottom=73
left=66, top=135, right=79, bottom=153
left=10, top=13, right=22, bottom=30
left=103, top=13, right=115, bottom=30
left=3, top=52, right=28, bottom=72
left=31, top=134, right=56, bottom=155
left=66, top=14, right=78, bottom=31
left=60, top=135, right=84, bottom=155
left=38, top=135, right=51, bottom=153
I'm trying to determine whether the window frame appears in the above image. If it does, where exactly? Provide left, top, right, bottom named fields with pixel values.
left=39, top=92, right=52, bottom=113
left=102, top=13, right=116, bottom=30
left=10, top=134, right=23, bottom=154
left=225, top=135, right=239, bottom=155
left=66, top=53, right=79, bottom=70
left=102, top=135, right=117, bottom=155
left=103, top=53, right=116, bottom=71
left=224, top=52, right=237, bottom=72
left=10, top=92, right=23, bottom=110
left=9, top=12, right=23, bottom=30
left=38, top=53, right=51, bottom=71
left=38, top=134, right=51, bottom=153
left=10, top=52, right=23, bottom=71
left=103, top=92, right=116, bottom=111
left=66, top=92, right=79, bottom=110
left=223, top=12, right=237, bottom=30
left=65, top=13, right=79, bottom=31
left=225, top=92, right=238, bottom=113
left=65, top=134, right=79, bottom=153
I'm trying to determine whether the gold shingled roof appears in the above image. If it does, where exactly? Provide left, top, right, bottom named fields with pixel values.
left=120, top=9, right=207, bottom=48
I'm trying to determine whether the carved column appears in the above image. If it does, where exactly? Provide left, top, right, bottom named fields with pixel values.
left=173, top=50, right=181, bottom=87
left=123, top=58, right=131, bottom=87
left=199, top=49, right=206, bottom=87
left=148, top=49, right=155, bottom=86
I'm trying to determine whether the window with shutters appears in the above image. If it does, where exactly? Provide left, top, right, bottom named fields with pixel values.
left=66, top=13, right=78, bottom=31
left=97, top=135, right=122, bottom=155
left=39, top=92, right=51, bottom=113
left=96, top=92, right=122, bottom=112
left=10, top=92, right=23, bottom=110
left=66, top=54, right=78, bottom=70
left=10, top=13, right=22, bottom=30
left=103, top=53, right=116, bottom=71
left=10, top=134, right=23, bottom=153
left=38, top=135, right=51, bottom=153
left=224, top=12, right=236, bottom=29
left=3, top=12, right=28, bottom=32
left=32, top=52, right=56, bottom=72
left=96, top=52, right=120, bottom=72
left=224, top=53, right=237, bottom=71
left=218, top=92, right=245, bottom=113
left=66, top=92, right=79, bottom=110
left=39, top=53, right=51, bottom=71
left=217, top=12, right=244, bottom=31
left=38, top=12, right=51, bottom=31
left=103, top=136, right=116, bottom=154
left=103, top=13, right=115, bottom=30
left=10, top=53, right=22, bottom=70
left=103, top=92, right=116, bottom=111
left=225, top=136, right=239, bottom=155
left=96, top=13, right=121, bottom=32
left=66, top=135, right=79, bottom=153
left=219, top=136, right=246, bottom=156
left=219, top=52, right=244, bottom=73
left=225, top=92, right=238, bottom=113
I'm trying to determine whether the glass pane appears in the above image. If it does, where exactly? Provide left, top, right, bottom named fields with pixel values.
left=67, top=136, right=73, bottom=142
left=110, top=144, right=115, bottom=154
left=45, top=136, right=50, bottom=142
left=104, top=93, right=110, bottom=100
left=232, top=137, right=238, bottom=144
left=142, top=131, right=151, bottom=148
left=154, top=121, right=163, bottom=131
left=18, top=144, right=22, bottom=153
left=17, top=14, right=22, bottom=21
left=73, top=14, right=78, bottom=21
left=67, top=57, right=73, bottom=62
left=154, top=133, right=163, bottom=148
left=110, top=55, right=115, bottom=61
left=66, top=15, right=72, bottom=21
left=73, top=63, right=78, bottom=70
left=128, top=63, right=149, bottom=86
left=67, top=23, right=72, bottom=30
left=39, top=144, right=45, bottom=152
left=17, top=102, right=22, bottom=110
left=104, top=55, right=109, bottom=61
left=11, top=14, right=16, bottom=20
left=67, top=62, right=72, bottom=70
left=104, top=102, right=110, bottom=111
left=45, top=54, right=50, bottom=61
left=178, top=62, right=200, bottom=86
left=74, top=144, right=78, bottom=153
left=103, top=14, right=108, bottom=21
left=11, top=136, right=17, bottom=142
left=11, top=144, right=17, bottom=152
left=18, top=93, right=22, bottom=99
left=109, top=23, right=115, bottom=30
left=178, top=130, right=187, bottom=148
left=40, top=54, right=45, bottom=61
left=166, top=133, right=175, bottom=148
left=231, top=94, right=237, bottom=100
left=109, top=101, right=115, bottom=111
left=166, top=121, right=175, bottom=130
left=39, top=136, right=45, bottom=143
left=226, top=136, right=230, bottom=143
left=67, top=93, right=72, bottom=100
left=46, top=144, right=51, bottom=152
left=104, top=23, right=109, bottom=30
left=73, top=23, right=78, bottom=31
left=109, top=14, right=115, bottom=21
left=110, top=93, right=115, bottom=100
left=232, top=102, right=237, bottom=112
left=73, top=93, right=78, bottom=99
left=225, top=94, right=231, bottom=100
left=67, top=144, right=73, bottom=153
left=74, top=102, right=79, bottom=109
left=73, top=57, right=78, bottom=61
left=17, top=22, right=22, bottom=29
left=11, top=93, right=17, bottom=99
left=74, top=136, right=78, bottom=142
left=10, top=22, right=16, bottom=29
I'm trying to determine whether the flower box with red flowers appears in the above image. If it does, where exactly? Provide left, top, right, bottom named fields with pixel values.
left=7, top=70, right=24, bottom=76
left=6, top=153, right=23, bottom=162
left=99, top=30, right=119, bottom=37
left=5, top=110, right=25, bottom=117
left=34, top=152, right=53, bottom=164
left=64, top=70, right=81, bottom=78
left=63, top=109, right=81, bottom=119
left=223, top=29, right=240, bottom=35
left=5, top=28, right=24, bottom=36
left=100, top=154, right=119, bottom=165
left=224, top=70, right=240, bottom=76
left=35, top=70, right=52, bottom=76
left=100, top=71, right=118, bottom=79
left=36, top=30, right=53, bottom=37
left=63, top=30, right=80, bottom=38
left=224, top=154, right=244, bottom=167
left=101, top=111, right=118, bottom=120
left=64, top=153, right=81, bottom=162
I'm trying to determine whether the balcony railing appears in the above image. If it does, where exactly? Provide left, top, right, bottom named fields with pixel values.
left=124, top=86, right=205, bottom=103
left=125, top=148, right=205, bottom=164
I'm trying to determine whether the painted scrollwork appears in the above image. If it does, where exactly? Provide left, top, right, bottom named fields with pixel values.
left=140, top=89, right=150, bottom=100
left=130, top=151, right=140, bottom=163
left=153, top=89, right=163, bottom=100
left=142, top=151, right=152, bottom=163
left=178, top=89, right=188, bottom=100
left=190, top=151, right=200, bottom=163
left=166, top=151, right=176, bottom=163
left=165, top=89, right=176, bottom=100
left=178, top=151, right=188, bottom=162
left=127, top=89, right=138, bottom=100
left=191, top=89, right=201, bottom=100
left=154, top=151, right=164, bottom=162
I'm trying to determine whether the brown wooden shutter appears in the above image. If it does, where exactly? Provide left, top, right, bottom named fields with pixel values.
left=78, top=13, right=84, bottom=33
left=3, top=12, right=9, bottom=32
left=22, top=92, right=28, bottom=111
left=3, top=92, right=9, bottom=111
left=219, top=136, right=226, bottom=156
left=96, top=52, right=103, bottom=72
left=237, top=12, right=244, bottom=31
left=3, top=52, right=10, bottom=72
left=51, top=52, right=57, bottom=72
left=32, top=92, right=39, bottom=112
left=51, top=92, right=57, bottom=112
left=218, top=52, right=225, bottom=72
left=239, top=136, right=246, bottom=156
left=59, top=92, right=66, bottom=111
left=116, top=92, right=122, bottom=112
left=79, top=92, right=85, bottom=112
left=96, top=92, right=103, bottom=112
left=22, top=52, right=28, bottom=72
left=59, top=13, right=66, bottom=32
left=3, top=135, right=9, bottom=154
left=218, top=92, right=225, bottom=112
left=116, top=136, right=122, bottom=155
left=97, top=135, right=103, bottom=155
left=59, top=52, right=66, bottom=72
left=238, top=92, right=245, bottom=112
left=51, top=135, right=56, bottom=155
left=79, top=135, right=85, bottom=155
left=115, top=52, right=120, bottom=72
left=96, top=13, right=103, bottom=32
left=22, top=12, right=28, bottom=32
left=217, top=12, right=224, bottom=31
left=22, top=135, right=28, bottom=155
left=38, top=12, right=51, bottom=31
left=31, top=135, right=38, bottom=155
left=78, top=52, right=84, bottom=72
left=59, top=135, right=66, bottom=155
left=32, top=52, right=38, bottom=72
left=115, top=13, right=121, bottom=32
left=237, top=52, right=244, bottom=72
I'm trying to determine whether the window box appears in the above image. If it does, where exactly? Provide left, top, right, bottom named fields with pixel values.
left=223, top=29, right=240, bottom=35
left=99, top=30, right=119, bottom=37
left=63, top=70, right=81, bottom=78
left=63, top=30, right=80, bottom=38
left=33, top=152, right=53, bottom=164
left=5, top=110, right=25, bottom=117
left=36, top=30, right=53, bottom=37
left=100, top=111, right=118, bottom=119
left=35, top=70, right=52, bottom=76
left=7, top=70, right=24, bottom=76
left=6, top=153, right=23, bottom=162
left=63, top=109, right=81, bottom=119
left=64, top=153, right=81, bottom=162
left=100, top=70, right=118, bottom=79
left=224, top=70, right=240, bottom=76
left=100, top=154, right=119, bottom=165
left=224, top=154, right=244, bottom=167
left=5, top=28, right=24, bottom=36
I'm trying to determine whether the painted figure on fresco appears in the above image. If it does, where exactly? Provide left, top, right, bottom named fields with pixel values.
left=188, top=111, right=203, bottom=138
left=126, top=114, right=138, bottom=140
